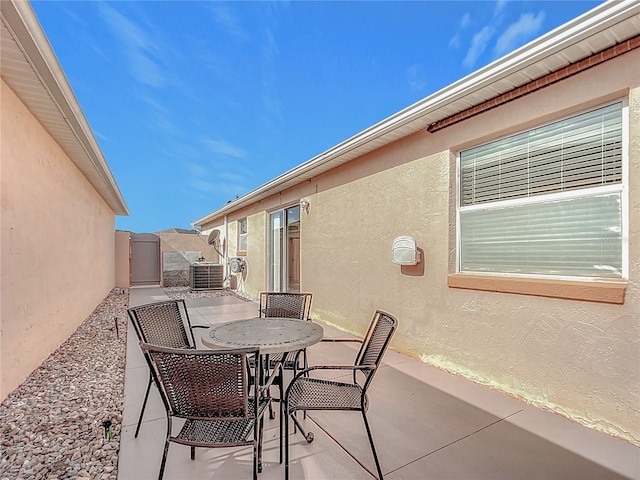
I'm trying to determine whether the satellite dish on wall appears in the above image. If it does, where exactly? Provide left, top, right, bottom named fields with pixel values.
left=208, top=229, right=220, bottom=245
left=207, top=229, right=223, bottom=258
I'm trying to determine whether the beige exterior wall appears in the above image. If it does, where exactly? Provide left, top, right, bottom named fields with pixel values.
left=304, top=51, right=639, bottom=444
left=156, top=231, right=219, bottom=263
left=1, top=80, right=117, bottom=400
left=201, top=212, right=267, bottom=296
left=198, top=50, right=639, bottom=444
left=244, top=213, right=266, bottom=297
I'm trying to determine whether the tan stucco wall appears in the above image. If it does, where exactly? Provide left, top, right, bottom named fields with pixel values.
left=196, top=51, right=639, bottom=443
left=115, top=230, right=130, bottom=288
left=302, top=51, right=640, bottom=444
left=200, top=214, right=266, bottom=296
left=244, top=213, right=266, bottom=297
left=156, top=231, right=219, bottom=263
left=1, top=80, right=117, bottom=401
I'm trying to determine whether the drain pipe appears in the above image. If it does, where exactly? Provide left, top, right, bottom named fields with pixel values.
left=223, top=214, right=230, bottom=287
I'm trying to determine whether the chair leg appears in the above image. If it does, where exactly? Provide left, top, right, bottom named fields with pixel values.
left=253, top=423, right=259, bottom=480
left=263, top=356, right=276, bottom=420
left=158, top=418, right=172, bottom=480
left=268, top=394, right=275, bottom=419
left=302, top=351, right=308, bottom=419
left=279, top=382, right=284, bottom=463
left=284, top=402, right=290, bottom=480
left=291, top=411, right=314, bottom=443
left=362, top=411, right=384, bottom=480
left=135, top=374, right=153, bottom=438
left=258, top=411, right=265, bottom=474
left=190, top=446, right=195, bottom=460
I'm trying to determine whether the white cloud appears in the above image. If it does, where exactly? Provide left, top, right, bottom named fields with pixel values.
left=185, top=161, right=209, bottom=177
left=190, top=178, right=248, bottom=198
left=494, top=0, right=508, bottom=17
left=407, top=64, right=426, bottom=93
left=93, top=130, right=111, bottom=143
left=495, top=11, right=546, bottom=56
left=99, top=4, right=148, bottom=50
left=460, top=12, right=472, bottom=28
left=209, top=4, right=249, bottom=41
left=130, top=52, right=165, bottom=88
left=190, top=179, right=218, bottom=194
left=202, top=139, right=247, bottom=159
left=449, top=12, right=472, bottom=49
left=449, top=34, right=461, bottom=49
left=260, top=27, right=283, bottom=124
left=463, top=26, right=494, bottom=69
left=98, top=3, right=166, bottom=88
left=186, top=160, right=252, bottom=199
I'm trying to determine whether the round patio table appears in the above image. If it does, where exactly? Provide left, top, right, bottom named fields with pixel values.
left=202, top=317, right=324, bottom=354
left=203, top=316, right=324, bottom=461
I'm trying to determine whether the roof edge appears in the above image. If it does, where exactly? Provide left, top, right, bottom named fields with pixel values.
left=1, top=0, right=129, bottom=216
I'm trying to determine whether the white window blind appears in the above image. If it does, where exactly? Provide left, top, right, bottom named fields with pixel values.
left=461, top=103, right=622, bottom=206
left=458, top=102, right=624, bottom=279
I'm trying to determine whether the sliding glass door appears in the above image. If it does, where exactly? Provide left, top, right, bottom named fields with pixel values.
left=268, top=205, right=300, bottom=292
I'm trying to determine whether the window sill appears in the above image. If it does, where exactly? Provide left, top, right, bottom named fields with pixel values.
left=447, top=273, right=627, bottom=304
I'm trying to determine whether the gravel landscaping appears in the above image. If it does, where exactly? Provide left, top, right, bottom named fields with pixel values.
left=0, top=286, right=250, bottom=480
left=164, top=286, right=256, bottom=302
left=0, top=288, right=129, bottom=480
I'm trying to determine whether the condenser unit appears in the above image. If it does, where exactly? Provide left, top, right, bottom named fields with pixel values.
left=189, top=262, right=224, bottom=290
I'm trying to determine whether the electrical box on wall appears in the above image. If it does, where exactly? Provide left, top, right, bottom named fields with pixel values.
left=392, top=236, right=420, bottom=266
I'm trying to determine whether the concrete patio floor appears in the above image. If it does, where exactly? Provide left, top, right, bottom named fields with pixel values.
left=119, top=286, right=639, bottom=480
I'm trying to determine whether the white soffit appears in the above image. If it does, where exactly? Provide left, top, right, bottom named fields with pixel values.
left=1, top=0, right=129, bottom=215
left=194, top=0, right=640, bottom=226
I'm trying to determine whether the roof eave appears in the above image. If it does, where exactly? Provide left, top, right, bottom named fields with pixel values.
left=1, top=0, right=129, bottom=216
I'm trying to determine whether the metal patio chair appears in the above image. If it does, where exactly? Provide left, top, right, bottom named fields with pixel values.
left=257, top=292, right=313, bottom=422
left=258, top=292, right=313, bottom=372
left=140, top=343, right=272, bottom=480
left=127, top=299, right=208, bottom=437
left=284, top=310, right=398, bottom=480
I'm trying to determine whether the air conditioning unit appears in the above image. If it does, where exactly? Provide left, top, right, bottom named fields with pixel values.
left=189, top=262, right=224, bottom=290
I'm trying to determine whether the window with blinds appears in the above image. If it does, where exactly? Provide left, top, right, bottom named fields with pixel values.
left=458, top=102, right=625, bottom=279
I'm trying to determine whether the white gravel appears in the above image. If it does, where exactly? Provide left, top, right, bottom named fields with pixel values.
left=0, top=288, right=129, bottom=480
left=0, top=286, right=250, bottom=480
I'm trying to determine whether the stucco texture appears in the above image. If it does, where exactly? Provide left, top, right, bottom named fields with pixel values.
left=302, top=85, right=639, bottom=443
left=1, top=81, right=117, bottom=400
left=196, top=51, right=640, bottom=444
left=244, top=213, right=266, bottom=298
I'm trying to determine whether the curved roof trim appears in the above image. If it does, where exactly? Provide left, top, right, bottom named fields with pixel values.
left=1, top=0, right=129, bottom=215
left=193, top=0, right=639, bottom=226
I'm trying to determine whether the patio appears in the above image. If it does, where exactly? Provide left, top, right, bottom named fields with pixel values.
left=120, top=286, right=639, bottom=480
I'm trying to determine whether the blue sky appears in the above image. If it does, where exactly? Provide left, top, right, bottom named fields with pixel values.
left=31, top=0, right=601, bottom=233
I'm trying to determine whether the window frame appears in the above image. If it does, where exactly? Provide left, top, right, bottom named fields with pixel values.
left=450, top=100, right=629, bottom=304
left=237, top=218, right=248, bottom=255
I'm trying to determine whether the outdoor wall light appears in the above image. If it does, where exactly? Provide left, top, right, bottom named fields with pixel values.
left=300, top=198, right=310, bottom=214
left=392, top=236, right=421, bottom=266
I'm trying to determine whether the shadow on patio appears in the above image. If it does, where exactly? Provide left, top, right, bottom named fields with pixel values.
left=119, top=287, right=639, bottom=480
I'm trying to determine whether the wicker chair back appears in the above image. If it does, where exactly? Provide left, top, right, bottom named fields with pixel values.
left=259, top=292, right=313, bottom=320
left=142, top=344, right=252, bottom=420
left=355, top=310, right=398, bottom=385
left=128, top=299, right=195, bottom=348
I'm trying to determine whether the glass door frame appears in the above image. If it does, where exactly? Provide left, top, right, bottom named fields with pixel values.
left=267, top=204, right=301, bottom=293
